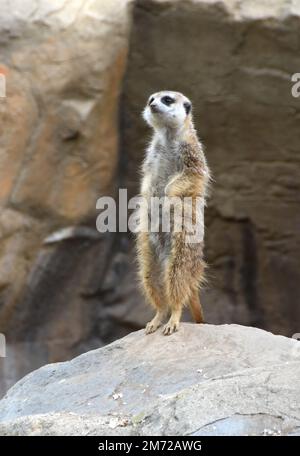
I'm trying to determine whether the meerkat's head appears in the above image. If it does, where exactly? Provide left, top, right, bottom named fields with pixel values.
left=143, top=90, right=192, bottom=131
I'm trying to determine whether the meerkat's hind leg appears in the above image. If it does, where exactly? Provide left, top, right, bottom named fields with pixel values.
left=145, top=308, right=166, bottom=334
left=163, top=255, right=193, bottom=335
left=163, top=306, right=182, bottom=335
left=143, top=273, right=167, bottom=334
left=163, top=279, right=186, bottom=336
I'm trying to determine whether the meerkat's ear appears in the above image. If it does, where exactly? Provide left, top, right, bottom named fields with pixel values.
left=184, top=101, right=192, bottom=115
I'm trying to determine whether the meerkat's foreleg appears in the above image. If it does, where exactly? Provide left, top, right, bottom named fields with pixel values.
left=165, top=169, right=206, bottom=199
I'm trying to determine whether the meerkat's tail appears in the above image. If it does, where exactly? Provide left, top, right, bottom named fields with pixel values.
left=188, top=290, right=204, bottom=324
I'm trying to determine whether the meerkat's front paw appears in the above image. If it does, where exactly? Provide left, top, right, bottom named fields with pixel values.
left=164, top=183, right=172, bottom=197
left=163, top=319, right=179, bottom=336
left=164, top=184, right=177, bottom=198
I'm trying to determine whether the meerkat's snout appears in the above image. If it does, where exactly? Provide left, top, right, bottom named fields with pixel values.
left=150, top=102, right=159, bottom=113
left=146, top=95, right=160, bottom=115
left=148, top=97, right=155, bottom=106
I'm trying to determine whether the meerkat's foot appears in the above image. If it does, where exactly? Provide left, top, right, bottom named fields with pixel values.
left=145, top=313, right=164, bottom=334
left=163, top=318, right=180, bottom=336
left=145, top=320, right=161, bottom=334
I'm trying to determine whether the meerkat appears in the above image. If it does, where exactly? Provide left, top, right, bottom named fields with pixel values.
left=136, top=90, right=210, bottom=335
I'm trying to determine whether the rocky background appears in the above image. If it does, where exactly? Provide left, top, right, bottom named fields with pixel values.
left=0, top=0, right=300, bottom=397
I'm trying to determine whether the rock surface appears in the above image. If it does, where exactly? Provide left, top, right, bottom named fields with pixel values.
left=1, top=0, right=300, bottom=397
left=0, top=324, right=300, bottom=436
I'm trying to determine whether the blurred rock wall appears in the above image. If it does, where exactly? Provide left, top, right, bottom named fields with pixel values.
left=122, top=0, right=300, bottom=335
left=0, top=0, right=300, bottom=396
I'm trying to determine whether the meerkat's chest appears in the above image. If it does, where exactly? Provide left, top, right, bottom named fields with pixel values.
left=148, top=144, right=182, bottom=195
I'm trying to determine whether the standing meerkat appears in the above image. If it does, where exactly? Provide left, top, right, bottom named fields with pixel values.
left=136, top=90, right=210, bottom=335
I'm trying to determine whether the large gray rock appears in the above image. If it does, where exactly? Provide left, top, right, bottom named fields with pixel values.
left=0, top=324, right=299, bottom=436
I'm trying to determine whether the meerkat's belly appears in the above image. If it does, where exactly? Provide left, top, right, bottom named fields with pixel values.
left=147, top=148, right=181, bottom=262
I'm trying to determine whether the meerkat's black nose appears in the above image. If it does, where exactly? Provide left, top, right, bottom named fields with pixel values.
left=150, top=103, right=158, bottom=112
left=149, top=97, right=155, bottom=106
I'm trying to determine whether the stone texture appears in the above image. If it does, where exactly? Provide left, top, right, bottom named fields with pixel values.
left=0, top=324, right=299, bottom=436
left=1, top=0, right=300, bottom=399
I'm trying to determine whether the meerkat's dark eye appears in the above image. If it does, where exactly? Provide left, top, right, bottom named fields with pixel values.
left=161, top=95, right=175, bottom=106
left=148, top=97, right=155, bottom=105
left=183, top=101, right=192, bottom=115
